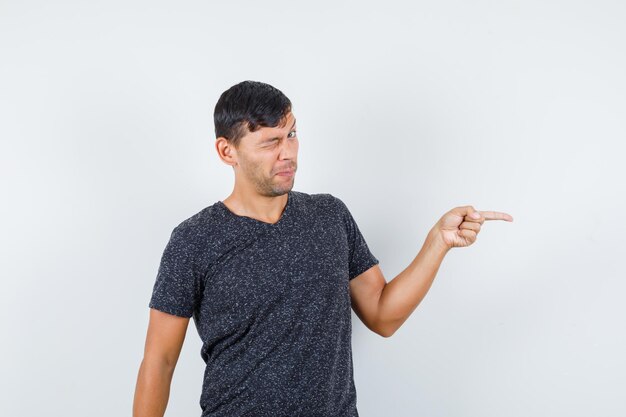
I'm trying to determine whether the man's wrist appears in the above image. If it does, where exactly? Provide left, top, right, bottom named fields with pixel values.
left=426, top=226, right=451, bottom=255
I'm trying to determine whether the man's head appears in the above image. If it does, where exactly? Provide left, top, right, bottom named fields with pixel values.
left=214, top=80, right=298, bottom=197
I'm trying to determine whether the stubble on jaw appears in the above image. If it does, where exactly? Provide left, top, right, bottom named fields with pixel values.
left=237, top=153, right=293, bottom=198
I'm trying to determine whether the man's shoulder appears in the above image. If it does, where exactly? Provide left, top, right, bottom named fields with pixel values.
left=291, top=190, right=350, bottom=224
left=293, top=190, right=338, bottom=206
left=168, top=203, right=223, bottom=243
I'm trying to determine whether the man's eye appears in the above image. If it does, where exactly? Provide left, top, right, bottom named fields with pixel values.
left=288, top=130, right=297, bottom=138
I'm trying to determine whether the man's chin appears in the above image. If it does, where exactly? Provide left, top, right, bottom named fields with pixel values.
left=270, top=181, right=294, bottom=195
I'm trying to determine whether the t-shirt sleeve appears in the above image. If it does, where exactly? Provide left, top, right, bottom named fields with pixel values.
left=148, top=225, right=202, bottom=318
left=333, top=195, right=380, bottom=280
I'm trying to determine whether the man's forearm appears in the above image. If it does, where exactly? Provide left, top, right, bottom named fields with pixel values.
left=376, top=227, right=450, bottom=337
left=133, top=358, right=176, bottom=417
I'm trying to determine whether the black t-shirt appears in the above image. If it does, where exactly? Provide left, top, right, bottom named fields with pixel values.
left=148, top=190, right=379, bottom=417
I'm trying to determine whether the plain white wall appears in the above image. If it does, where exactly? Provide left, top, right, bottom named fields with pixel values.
left=2, top=1, right=625, bottom=416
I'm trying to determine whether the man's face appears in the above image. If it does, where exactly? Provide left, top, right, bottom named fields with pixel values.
left=234, top=112, right=298, bottom=197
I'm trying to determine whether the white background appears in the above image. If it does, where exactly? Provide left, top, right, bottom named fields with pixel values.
left=2, top=1, right=625, bottom=416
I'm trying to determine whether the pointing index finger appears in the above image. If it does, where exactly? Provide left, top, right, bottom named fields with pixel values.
left=479, top=210, right=514, bottom=222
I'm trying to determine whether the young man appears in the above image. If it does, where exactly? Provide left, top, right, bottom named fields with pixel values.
left=133, top=80, right=513, bottom=417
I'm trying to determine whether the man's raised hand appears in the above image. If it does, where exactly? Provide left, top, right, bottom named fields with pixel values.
left=433, top=205, right=514, bottom=249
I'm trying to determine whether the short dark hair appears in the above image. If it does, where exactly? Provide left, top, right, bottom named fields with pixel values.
left=214, top=80, right=292, bottom=149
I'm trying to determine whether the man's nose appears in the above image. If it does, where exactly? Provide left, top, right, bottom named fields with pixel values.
left=278, top=137, right=297, bottom=159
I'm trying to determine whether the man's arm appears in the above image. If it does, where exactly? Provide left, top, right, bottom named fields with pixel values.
left=133, top=308, right=190, bottom=417
left=350, top=227, right=449, bottom=338
left=350, top=204, right=512, bottom=338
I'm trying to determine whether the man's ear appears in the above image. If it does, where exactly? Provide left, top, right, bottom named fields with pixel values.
left=215, top=137, right=238, bottom=167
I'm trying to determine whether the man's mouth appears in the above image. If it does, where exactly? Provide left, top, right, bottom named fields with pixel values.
left=276, top=169, right=295, bottom=176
